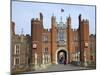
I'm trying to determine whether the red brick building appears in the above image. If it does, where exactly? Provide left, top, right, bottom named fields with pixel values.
left=31, top=13, right=93, bottom=68
left=11, top=13, right=96, bottom=72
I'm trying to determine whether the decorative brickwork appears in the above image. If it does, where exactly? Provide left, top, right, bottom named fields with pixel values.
left=11, top=13, right=96, bottom=72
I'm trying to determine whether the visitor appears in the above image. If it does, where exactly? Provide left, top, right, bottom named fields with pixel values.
left=64, top=59, right=66, bottom=65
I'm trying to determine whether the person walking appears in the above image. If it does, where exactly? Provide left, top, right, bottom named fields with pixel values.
left=64, top=59, right=66, bottom=65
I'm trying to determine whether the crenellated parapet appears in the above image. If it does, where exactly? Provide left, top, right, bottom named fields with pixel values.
left=81, top=19, right=89, bottom=25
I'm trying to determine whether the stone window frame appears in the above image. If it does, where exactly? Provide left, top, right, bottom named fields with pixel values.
left=57, top=29, right=67, bottom=42
left=14, top=44, right=20, bottom=55
left=44, top=47, right=48, bottom=54
left=42, top=33, right=48, bottom=42
left=14, top=57, right=20, bottom=65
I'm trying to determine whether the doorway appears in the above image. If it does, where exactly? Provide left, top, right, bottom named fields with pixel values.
left=57, top=50, right=67, bottom=64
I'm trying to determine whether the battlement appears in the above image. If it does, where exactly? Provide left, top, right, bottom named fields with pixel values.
left=43, top=28, right=51, bottom=32
left=31, top=18, right=41, bottom=23
left=81, top=19, right=89, bottom=24
left=73, top=29, right=78, bottom=32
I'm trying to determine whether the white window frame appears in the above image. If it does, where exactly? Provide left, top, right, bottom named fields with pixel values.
left=14, top=44, right=20, bottom=54
left=14, top=57, right=20, bottom=65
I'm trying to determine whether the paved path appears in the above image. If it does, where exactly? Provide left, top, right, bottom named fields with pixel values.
left=24, top=64, right=90, bottom=73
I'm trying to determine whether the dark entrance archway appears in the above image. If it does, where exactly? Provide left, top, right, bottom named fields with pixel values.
left=57, top=50, right=67, bottom=64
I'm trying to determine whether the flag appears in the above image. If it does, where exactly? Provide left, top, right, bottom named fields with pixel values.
left=61, top=8, right=64, bottom=12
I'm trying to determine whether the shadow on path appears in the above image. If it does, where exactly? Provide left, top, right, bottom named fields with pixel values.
left=24, top=64, right=91, bottom=73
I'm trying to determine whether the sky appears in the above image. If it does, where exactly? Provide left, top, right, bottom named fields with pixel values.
left=12, top=1, right=96, bottom=35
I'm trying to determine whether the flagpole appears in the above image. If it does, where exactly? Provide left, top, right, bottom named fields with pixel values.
left=61, top=8, right=64, bottom=22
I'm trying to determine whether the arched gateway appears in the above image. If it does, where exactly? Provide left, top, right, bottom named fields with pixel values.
left=56, top=48, right=68, bottom=64
left=57, top=50, right=67, bottom=64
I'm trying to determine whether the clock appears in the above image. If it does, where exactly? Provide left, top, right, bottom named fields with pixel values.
left=33, top=43, right=37, bottom=48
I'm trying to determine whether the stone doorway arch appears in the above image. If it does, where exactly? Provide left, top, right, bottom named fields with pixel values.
left=55, top=48, right=68, bottom=64
left=57, top=50, right=67, bottom=64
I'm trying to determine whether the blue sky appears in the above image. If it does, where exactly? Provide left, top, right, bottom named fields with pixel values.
left=12, top=1, right=96, bottom=35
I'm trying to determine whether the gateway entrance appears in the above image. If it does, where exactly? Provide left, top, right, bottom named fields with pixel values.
left=57, top=50, right=67, bottom=64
